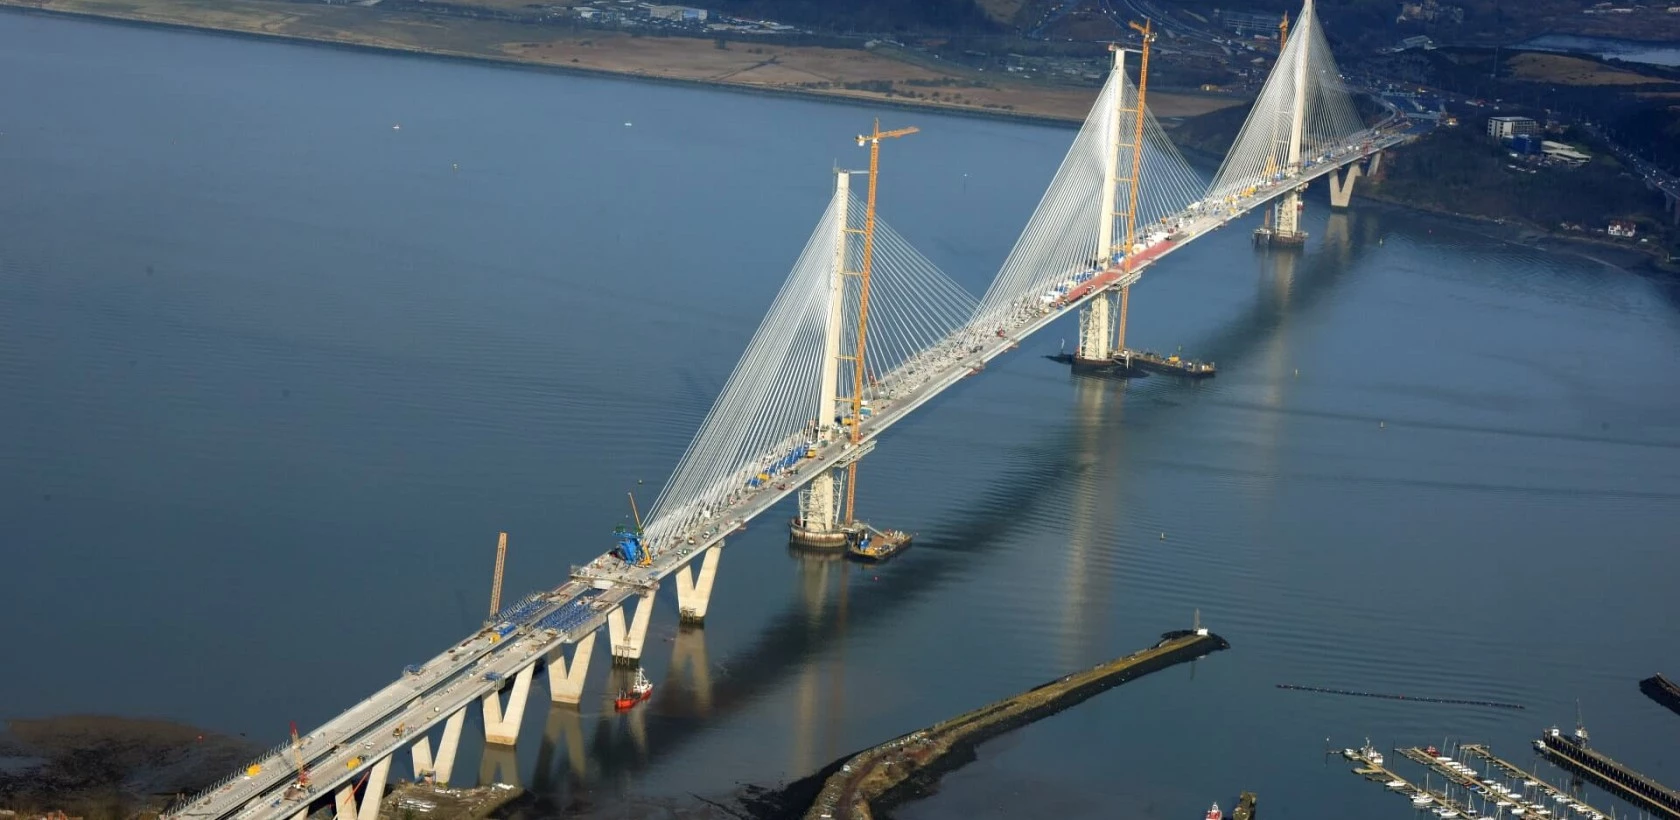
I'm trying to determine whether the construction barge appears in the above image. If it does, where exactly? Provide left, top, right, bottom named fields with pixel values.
left=1048, top=348, right=1217, bottom=378
left=802, top=620, right=1230, bottom=820
left=1640, top=674, right=1680, bottom=718
left=1535, top=725, right=1680, bottom=820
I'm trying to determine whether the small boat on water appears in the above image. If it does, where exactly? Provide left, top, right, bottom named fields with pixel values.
left=1205, top=802, right=1222, bottom=820
left=614, top=667, right=652, bottom=711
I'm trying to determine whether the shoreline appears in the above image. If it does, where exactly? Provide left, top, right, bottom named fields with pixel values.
left=0, top=2, right=1086, bottom=129
left=1355, top=188, right=1679, bottom=274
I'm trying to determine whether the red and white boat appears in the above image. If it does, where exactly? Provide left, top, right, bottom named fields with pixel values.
left=614, top=667, right=652, bottom=711
left=1206, top=802, right=1222, bottom=820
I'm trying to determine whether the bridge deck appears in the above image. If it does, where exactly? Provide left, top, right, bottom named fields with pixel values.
left=168, top=127, right=1412, bottom=820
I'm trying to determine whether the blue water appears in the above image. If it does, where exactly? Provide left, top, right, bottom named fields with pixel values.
left=2, top=10, right=1679, bottom=819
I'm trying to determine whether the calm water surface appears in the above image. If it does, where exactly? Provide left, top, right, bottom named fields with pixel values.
left=2, top=12, right=1679, bottom=819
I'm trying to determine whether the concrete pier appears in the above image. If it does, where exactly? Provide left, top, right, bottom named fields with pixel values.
left=546, top=632, right=595, bottom=705
left=674, top=544, right=722, bottom=624
left=409, top=707, right=466, bottom=786
left=480, top=664, right=535, bottom=746
left=608, top=592, right=655, bottom=665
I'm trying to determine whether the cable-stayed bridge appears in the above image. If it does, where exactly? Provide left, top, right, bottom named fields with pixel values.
left=166, top=3, right=1416, bottom=818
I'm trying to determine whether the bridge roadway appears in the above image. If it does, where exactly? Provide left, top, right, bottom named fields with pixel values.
left=168, top=125, right=1413, bottom=820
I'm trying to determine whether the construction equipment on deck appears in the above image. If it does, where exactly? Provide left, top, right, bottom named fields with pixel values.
left=289, top=721, right=309, bottom=788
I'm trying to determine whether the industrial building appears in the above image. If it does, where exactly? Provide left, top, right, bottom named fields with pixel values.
left=1487, top=115, right=1538, bottom=141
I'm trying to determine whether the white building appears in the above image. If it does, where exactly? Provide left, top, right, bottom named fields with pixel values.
left=1487, top=115, right=1537, bottom=140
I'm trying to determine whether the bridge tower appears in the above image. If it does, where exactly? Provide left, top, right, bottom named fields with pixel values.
left=790, top=121, right=916, bottom=549
left=1265, top=5, right=1311, bottom=247
left=1072, top=46, right=1129, bottom=366
left=790, top=169, right=855, bottom=549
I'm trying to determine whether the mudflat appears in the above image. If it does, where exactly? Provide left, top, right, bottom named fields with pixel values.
left=0, top=0, right=1243, bottom=122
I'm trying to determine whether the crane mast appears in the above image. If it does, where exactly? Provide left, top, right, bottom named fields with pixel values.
left=843, top=120, right=916, bottom=526
left=487, top=531, right=507, bottom=617
left=1115, top=17, right=1155, bottom=354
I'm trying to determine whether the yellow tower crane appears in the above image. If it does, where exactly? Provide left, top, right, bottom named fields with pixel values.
left=843, top=120, right=917, bottom=525
left=289, top=721, right=309, bottom=787
left=1115, top=17, right=1155, bottom=354
left=487, top=531, right=508, bottom=617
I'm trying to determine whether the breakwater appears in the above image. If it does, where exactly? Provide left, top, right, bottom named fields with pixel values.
left=803, top=627, right=1230, bottom=820
left=1640, top=674, right=1680, bottom=718
left=1276, top=683, right=1525, bottom=711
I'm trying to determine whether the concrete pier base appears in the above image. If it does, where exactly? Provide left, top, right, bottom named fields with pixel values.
left=410, top=706, right=467, bottom=786
left=481, top=663, right=536, bottom=746
left=546, top=630, right=596, bottom=705
left=674, top=544, right=722, bottom=624
left=788, top=519, right=849, bottom=550
left=608, top=592, right=654, bottom=666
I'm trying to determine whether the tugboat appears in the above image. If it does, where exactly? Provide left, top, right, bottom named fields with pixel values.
left=614, top=667, right=652, bottom=711
left=847, top=526, right=912, bottom=562
left=1205, top=802, right=1223, bottom=820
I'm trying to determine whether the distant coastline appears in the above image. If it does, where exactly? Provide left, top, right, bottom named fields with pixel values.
left=0, top=1, right=1089, bottom=128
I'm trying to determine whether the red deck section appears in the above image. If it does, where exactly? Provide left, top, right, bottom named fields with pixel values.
left=1052, top=240, right=1178, bottom=308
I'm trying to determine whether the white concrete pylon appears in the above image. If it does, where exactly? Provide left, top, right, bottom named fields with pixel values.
left=608, top=591, right=655, bottom=665
left=409, top=706, right=466, bottom=786
left=481, top=663, right=537, bottom=746
left=1078, top=47, right=1128, bottom=364
left=332, top=755, right=392, bottom=820
left=674, top=544, right=722, bottom=624
left=800, top=170, right=851, bottom=535
left=291, top=808, right=309, bottom=820
left=546, top=630, right=596, bottom=705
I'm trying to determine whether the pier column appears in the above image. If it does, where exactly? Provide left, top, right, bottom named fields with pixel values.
left=410, top=706, right=466, bottom=785
left=1329, top=163, right=1361, bottom=209
left=1367, top=148, right=1384, bottom=178
left=292, top=808, right=309, bottom=820
left=608, top=591, right=655, bottom=666
left=360, top=755, right=391, bottom=820
left=481, top=663, right=536, bottom=746
left=674, top=543, right=722, bottom=624
left=332, top=755, right=390, bottom=820
left=546, top=630, right=596, bottom=705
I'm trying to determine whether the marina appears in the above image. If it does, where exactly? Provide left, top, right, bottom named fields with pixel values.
left=1459, top=743, right=1615, bottom=820
left=1338, top=744, right=1480, bottom=818
left=1401, top=744, right=1614, bottom=820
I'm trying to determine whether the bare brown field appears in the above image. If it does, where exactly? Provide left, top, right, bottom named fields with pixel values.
left=1505, top=52, right=1667, bottom=87
left=1, top=0, right=1243, bottom=123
